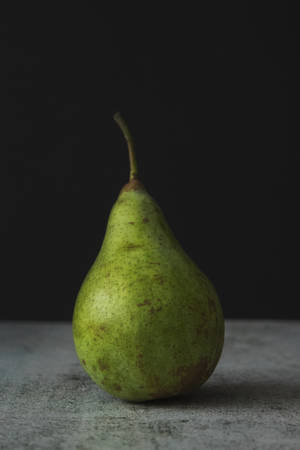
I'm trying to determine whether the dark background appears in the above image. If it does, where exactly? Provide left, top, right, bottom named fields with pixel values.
left=1, top=4, right=295, bottom=320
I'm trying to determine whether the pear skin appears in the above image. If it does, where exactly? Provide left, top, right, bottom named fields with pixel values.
left=72, top=114, right=224, bottom=402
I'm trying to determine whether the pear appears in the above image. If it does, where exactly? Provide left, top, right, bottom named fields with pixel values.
left=72, top=113, right=224, bottom=402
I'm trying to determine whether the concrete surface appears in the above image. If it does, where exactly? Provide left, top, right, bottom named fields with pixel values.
left=0, top=321, right=299, bottom=450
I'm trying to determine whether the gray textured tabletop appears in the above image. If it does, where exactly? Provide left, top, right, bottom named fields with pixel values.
left=0, top=321, right=299, bottom=450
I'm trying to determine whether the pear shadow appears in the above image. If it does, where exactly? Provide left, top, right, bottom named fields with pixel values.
left=67, top=364, right=300, bottom=410
left=137, top=378, right=300, bottom=410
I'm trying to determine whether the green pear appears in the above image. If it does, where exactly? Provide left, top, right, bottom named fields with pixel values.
left=72, top=113, right=224, bottom=402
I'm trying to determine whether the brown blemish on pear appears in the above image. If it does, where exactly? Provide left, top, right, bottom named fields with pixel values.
left=125, top=243, right=141, bottom=250
left=98, top=360, right=109, bottom=371
left=89, top=323, right=108, bottom=339
left=153, top=274, right=165, bottom=284
left=149, top=306, right=162, bottom=315
left=137, top=299, right=151, bottom=307
left=175, top=358, right=209, bottom=392
left=136, top=353, right=144, bottom=370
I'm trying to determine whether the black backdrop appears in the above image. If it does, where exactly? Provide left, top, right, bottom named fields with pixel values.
left=2, top=4, right=295, bottom=320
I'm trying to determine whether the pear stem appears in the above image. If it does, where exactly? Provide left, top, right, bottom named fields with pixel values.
left=113, top=112, right=138, bottom=180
